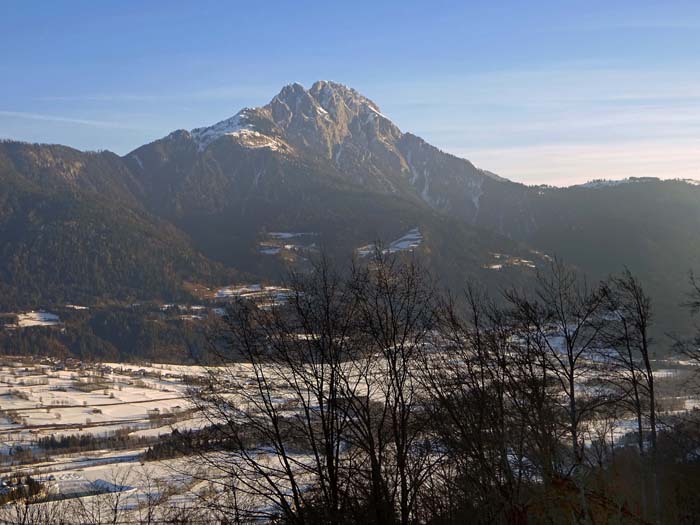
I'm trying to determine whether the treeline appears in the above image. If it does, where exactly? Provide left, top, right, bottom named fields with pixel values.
left=0, top=305, right=214, bottom=363
left=181, top=253, right=700, bottom=524
left=142, top=427, right=234, bottom=462
left=37, top=430, right=157, bottom=456
left=0, top=431, right=161, bottom=470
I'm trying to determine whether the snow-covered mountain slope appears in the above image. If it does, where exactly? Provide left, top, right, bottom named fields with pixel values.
left=190, top=109, right=292, bottom=153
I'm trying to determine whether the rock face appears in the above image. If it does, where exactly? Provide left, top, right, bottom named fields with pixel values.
left=169, top=80, right=510, bottom=219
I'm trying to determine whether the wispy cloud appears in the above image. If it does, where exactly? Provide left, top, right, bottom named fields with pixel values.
left=0, top=110, right=144, bottom=130
left=35, top=84, right=278, bottom=104
left=37, top=94, right=163, bottom=103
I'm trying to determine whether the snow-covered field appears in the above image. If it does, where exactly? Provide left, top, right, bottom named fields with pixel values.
left=0, top=357, right=319, bottom=521
left=258, top=231, right=319, bottom=259
left=483, top=252, right=537, bottom=271
left=0, top=353, right=696, bottom=521
left=357, top=227, right=423, bottom=257
left=215, top=283, right=293, bottom=309
left=12, top=311, right=61, bottom=328
left=0, top=362, right=199, bottom=447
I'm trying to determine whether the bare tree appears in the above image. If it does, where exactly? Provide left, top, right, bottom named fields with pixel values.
left=132, top=465, right=172, bottom=525
left=420, top=285, right=529, bottom=522
left=0, top=498, right=68, bottom=525
left=68, top=467, right=134, bottom=525
left=602, top=268, right=659, bottom=522
left=189, top=256, right=365, bottom=524
left=348, top=251, right=438, bottom=525
left=176, top=253, right=679, bottom=522
left=677, top=271, right=700, bottom=367
left=505, top=259, right=609, bottom=523
left=185, top=251, right=443, bottom=524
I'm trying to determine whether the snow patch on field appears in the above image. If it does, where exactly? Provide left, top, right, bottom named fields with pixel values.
left=357, top=228, right=423, bottom=257
left=258, top=232, right=319, bottom=257
left=483, top=253, right=537, bottom=271
left=259, top=245, right=281, bottom=255
left=215, top=284, right=293, bottom=308
left=14, top=311, right=61, bottom=328
left=387, top=228, right=423, bottom=252
left=268, top=232, right=316, bottom=239
left=216, top=284, right=263, bottom=298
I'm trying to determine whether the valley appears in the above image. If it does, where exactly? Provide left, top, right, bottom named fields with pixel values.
left=0, top=344, right=696, bottom=522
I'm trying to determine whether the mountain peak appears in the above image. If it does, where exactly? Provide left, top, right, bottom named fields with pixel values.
left=309, top=80, right=381, bottom=113
left=188, top=81, right=395, bottom=156
left=269, top=81, right=383, bottom=120
left=175, top=81, right=497, bottom=216
left=277, top=81, right=306, bottom=96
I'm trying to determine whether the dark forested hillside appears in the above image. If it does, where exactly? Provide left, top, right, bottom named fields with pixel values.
left=0, top=142, right=233, bottom=310
left=501, top=180, right=700, bottom=334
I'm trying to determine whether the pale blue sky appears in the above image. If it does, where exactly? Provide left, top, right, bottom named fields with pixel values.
left=2, top=1, right=700, bottom=185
